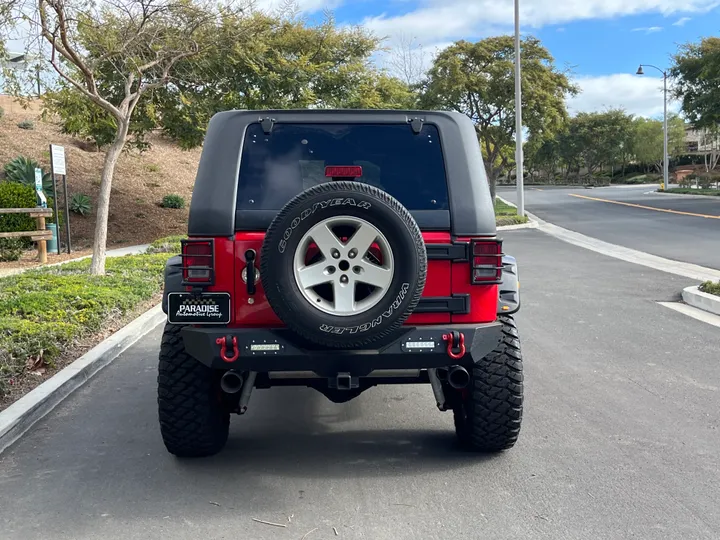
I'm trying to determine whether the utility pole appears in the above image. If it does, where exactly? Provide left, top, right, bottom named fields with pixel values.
left=514, top=0, right=525, bottom=216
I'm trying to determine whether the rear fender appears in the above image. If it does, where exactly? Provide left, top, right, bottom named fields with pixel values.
left=497, top=255, right=520, bottom=315
left=161, top=255, right=183, bottom=314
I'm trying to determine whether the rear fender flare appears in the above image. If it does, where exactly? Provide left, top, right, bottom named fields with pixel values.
left=162, top=255, right=183, bottom=314
left=497, top=255, right=520, bottom=315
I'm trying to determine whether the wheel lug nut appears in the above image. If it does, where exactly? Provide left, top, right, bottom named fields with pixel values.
left=340, top=275, right=349, bottom=284
left=331, top=249, right=340, bottom=259
left=348, top=249, right=357, bottom=259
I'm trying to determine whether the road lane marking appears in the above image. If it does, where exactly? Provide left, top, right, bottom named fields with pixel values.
left=569, top=193, right=720, bottom=219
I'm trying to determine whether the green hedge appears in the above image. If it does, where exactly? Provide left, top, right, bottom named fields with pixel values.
left=662, top=188, right=720, bottom=196
left=0, top=182, right=59, bottom=231
left=699, top=281, right=720, bottom=296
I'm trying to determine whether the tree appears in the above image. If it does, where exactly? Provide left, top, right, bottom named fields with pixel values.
left=525, top=134, right=561, bottom=183
left=632, top=115, right=686, bottom=172
left=570, top=110, right=634, bottom=179
left=153, top=12, right=406, bottom=148
left=10, top=0, right=237, bottom=274
left=386, top=35, right=427, bottom=88
left=671, top=37, right=720, bottom=129
left=419, top=37, right=576, bottom=199
left=699, top=127, right=720, bottom=172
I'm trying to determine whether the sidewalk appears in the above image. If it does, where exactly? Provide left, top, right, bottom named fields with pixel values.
left=0, top=244, right=150, bottom=278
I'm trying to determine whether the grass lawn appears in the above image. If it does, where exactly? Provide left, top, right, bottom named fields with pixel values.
left=662, top=188, right=720, bottom=196
left=495, top=198, right=529, bottom=226
left=0, top=236, right=182, bottom=407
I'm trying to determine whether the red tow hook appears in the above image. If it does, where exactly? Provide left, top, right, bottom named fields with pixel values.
left=442, top=331, right=466, bottom=360
left=216, top=336, right=239, bottom=363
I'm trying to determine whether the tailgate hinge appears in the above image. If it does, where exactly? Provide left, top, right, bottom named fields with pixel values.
left=409, top=117, right=424, bottom=134
left=260, top=116, right=276, bottom=134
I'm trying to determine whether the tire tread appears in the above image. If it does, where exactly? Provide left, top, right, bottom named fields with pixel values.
left=157, top=324, right=229, bottom=457
left=455, top=315, right=524, bottom=451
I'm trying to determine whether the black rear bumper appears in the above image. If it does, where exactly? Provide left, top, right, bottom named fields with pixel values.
left=181, top=323, right=503, bottom=376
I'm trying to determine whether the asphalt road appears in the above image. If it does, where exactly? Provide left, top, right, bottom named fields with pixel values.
left=498, top=185, right=720, bottom=270
left=3, top=230, right=720, bottom=540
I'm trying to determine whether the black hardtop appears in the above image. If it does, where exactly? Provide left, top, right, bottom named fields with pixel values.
left=187, top=109, right=497, bottom=237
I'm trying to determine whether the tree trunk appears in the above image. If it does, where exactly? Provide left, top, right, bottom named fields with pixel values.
left=89, top=120, right=129, bottom=275
left=489, top=172, right=497, bottom=203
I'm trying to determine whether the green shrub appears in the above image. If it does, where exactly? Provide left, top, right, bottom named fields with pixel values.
left=161, top=194, right=185, bottom=209
left=147, top=235, right=186, bottom=254
left=0, top=182, right=59, bottom=249
left=0, top=182, right=39, bottom=237
left=678, top=176, right=692, bottom=188
left=698, top=174, right=713, bottom=189
left=69, top=193, right=92, bottom=216
left=699, top=281, right=720, bottom=296
left=0, top=238, right=24, bottom=262
left=3, top=156, right=54, bottom=191
left=17, top=119, right=35, bottom=130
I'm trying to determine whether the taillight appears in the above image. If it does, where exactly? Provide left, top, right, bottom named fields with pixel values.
left=181, top=239, right=214, bottom=285
left=470, top=240, right=502, bottom=284
left=325, top=165, right=363, bottom=178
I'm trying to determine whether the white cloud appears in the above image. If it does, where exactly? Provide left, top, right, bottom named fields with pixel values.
left=672, top=16, right=692, bottom=24
left=361, top=0, right=717, bottom=46
left=567, top=74, right=679, bottom=118
left=632, top=26, right=664, bottom=33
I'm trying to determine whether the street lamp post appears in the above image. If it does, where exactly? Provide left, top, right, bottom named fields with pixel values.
left=636, top=64, right=669, bottom=190
left=514, top=0, right=525, bottom=216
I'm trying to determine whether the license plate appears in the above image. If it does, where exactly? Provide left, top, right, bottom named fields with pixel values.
left=167, top=292, right=231, bottom=325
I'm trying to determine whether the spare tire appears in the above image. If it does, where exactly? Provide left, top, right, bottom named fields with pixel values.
left=260, top=181, right=427, bottom=348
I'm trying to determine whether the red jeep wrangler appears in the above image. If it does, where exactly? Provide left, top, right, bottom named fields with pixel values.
left=159, top=110, right=523, bottom=457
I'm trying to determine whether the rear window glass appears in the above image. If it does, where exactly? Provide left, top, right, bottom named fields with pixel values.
left=236, top=123, right=449, bottom=211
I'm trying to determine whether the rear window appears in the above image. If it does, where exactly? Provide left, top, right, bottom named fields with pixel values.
left=236, top=123, right=449, bottom=211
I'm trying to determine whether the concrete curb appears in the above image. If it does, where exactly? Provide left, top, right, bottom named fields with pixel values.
left=597, top=184, right=661, bottom=189
left=682, top=286, right=720, bottom=317
left=0, top=304, right=165, bottom=455
left=495, top=196, right=539, bottom=230
left=497, top=196, right=720, bottom=283
left=497, top=221, right=538, bottom=231
left=652, top=190, right=720, bottom=199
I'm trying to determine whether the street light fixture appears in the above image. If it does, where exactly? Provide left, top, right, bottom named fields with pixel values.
left=636, top=64, right=669, bottom=190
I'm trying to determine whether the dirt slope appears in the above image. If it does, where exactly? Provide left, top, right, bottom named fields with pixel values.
left=0, top=106, right=201, bottom=251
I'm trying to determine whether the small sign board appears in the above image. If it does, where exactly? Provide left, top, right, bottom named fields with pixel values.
left=50, top=144, right=66, bottom=175
left=35, top=167, right=47, bottom=208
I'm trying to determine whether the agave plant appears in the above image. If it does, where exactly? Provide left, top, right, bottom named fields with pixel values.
left=70, top=193, right=92, bottom=216
left=3, top=156, right=54, bottom=192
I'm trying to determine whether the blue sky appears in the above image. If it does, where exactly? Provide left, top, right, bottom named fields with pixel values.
left=265, top=0, right=720, bottom=118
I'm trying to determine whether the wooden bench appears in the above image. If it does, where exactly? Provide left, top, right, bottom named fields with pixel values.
left=0, top=208, right=54, bottom=263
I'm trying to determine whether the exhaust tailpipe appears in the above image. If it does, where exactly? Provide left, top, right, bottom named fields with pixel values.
left=220, top=371, right=244, bottom=394
left=447, top=366, right=470, bottom=389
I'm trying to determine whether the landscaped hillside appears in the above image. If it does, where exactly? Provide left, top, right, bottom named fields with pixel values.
left=0, top=106, right=201, bottom=252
